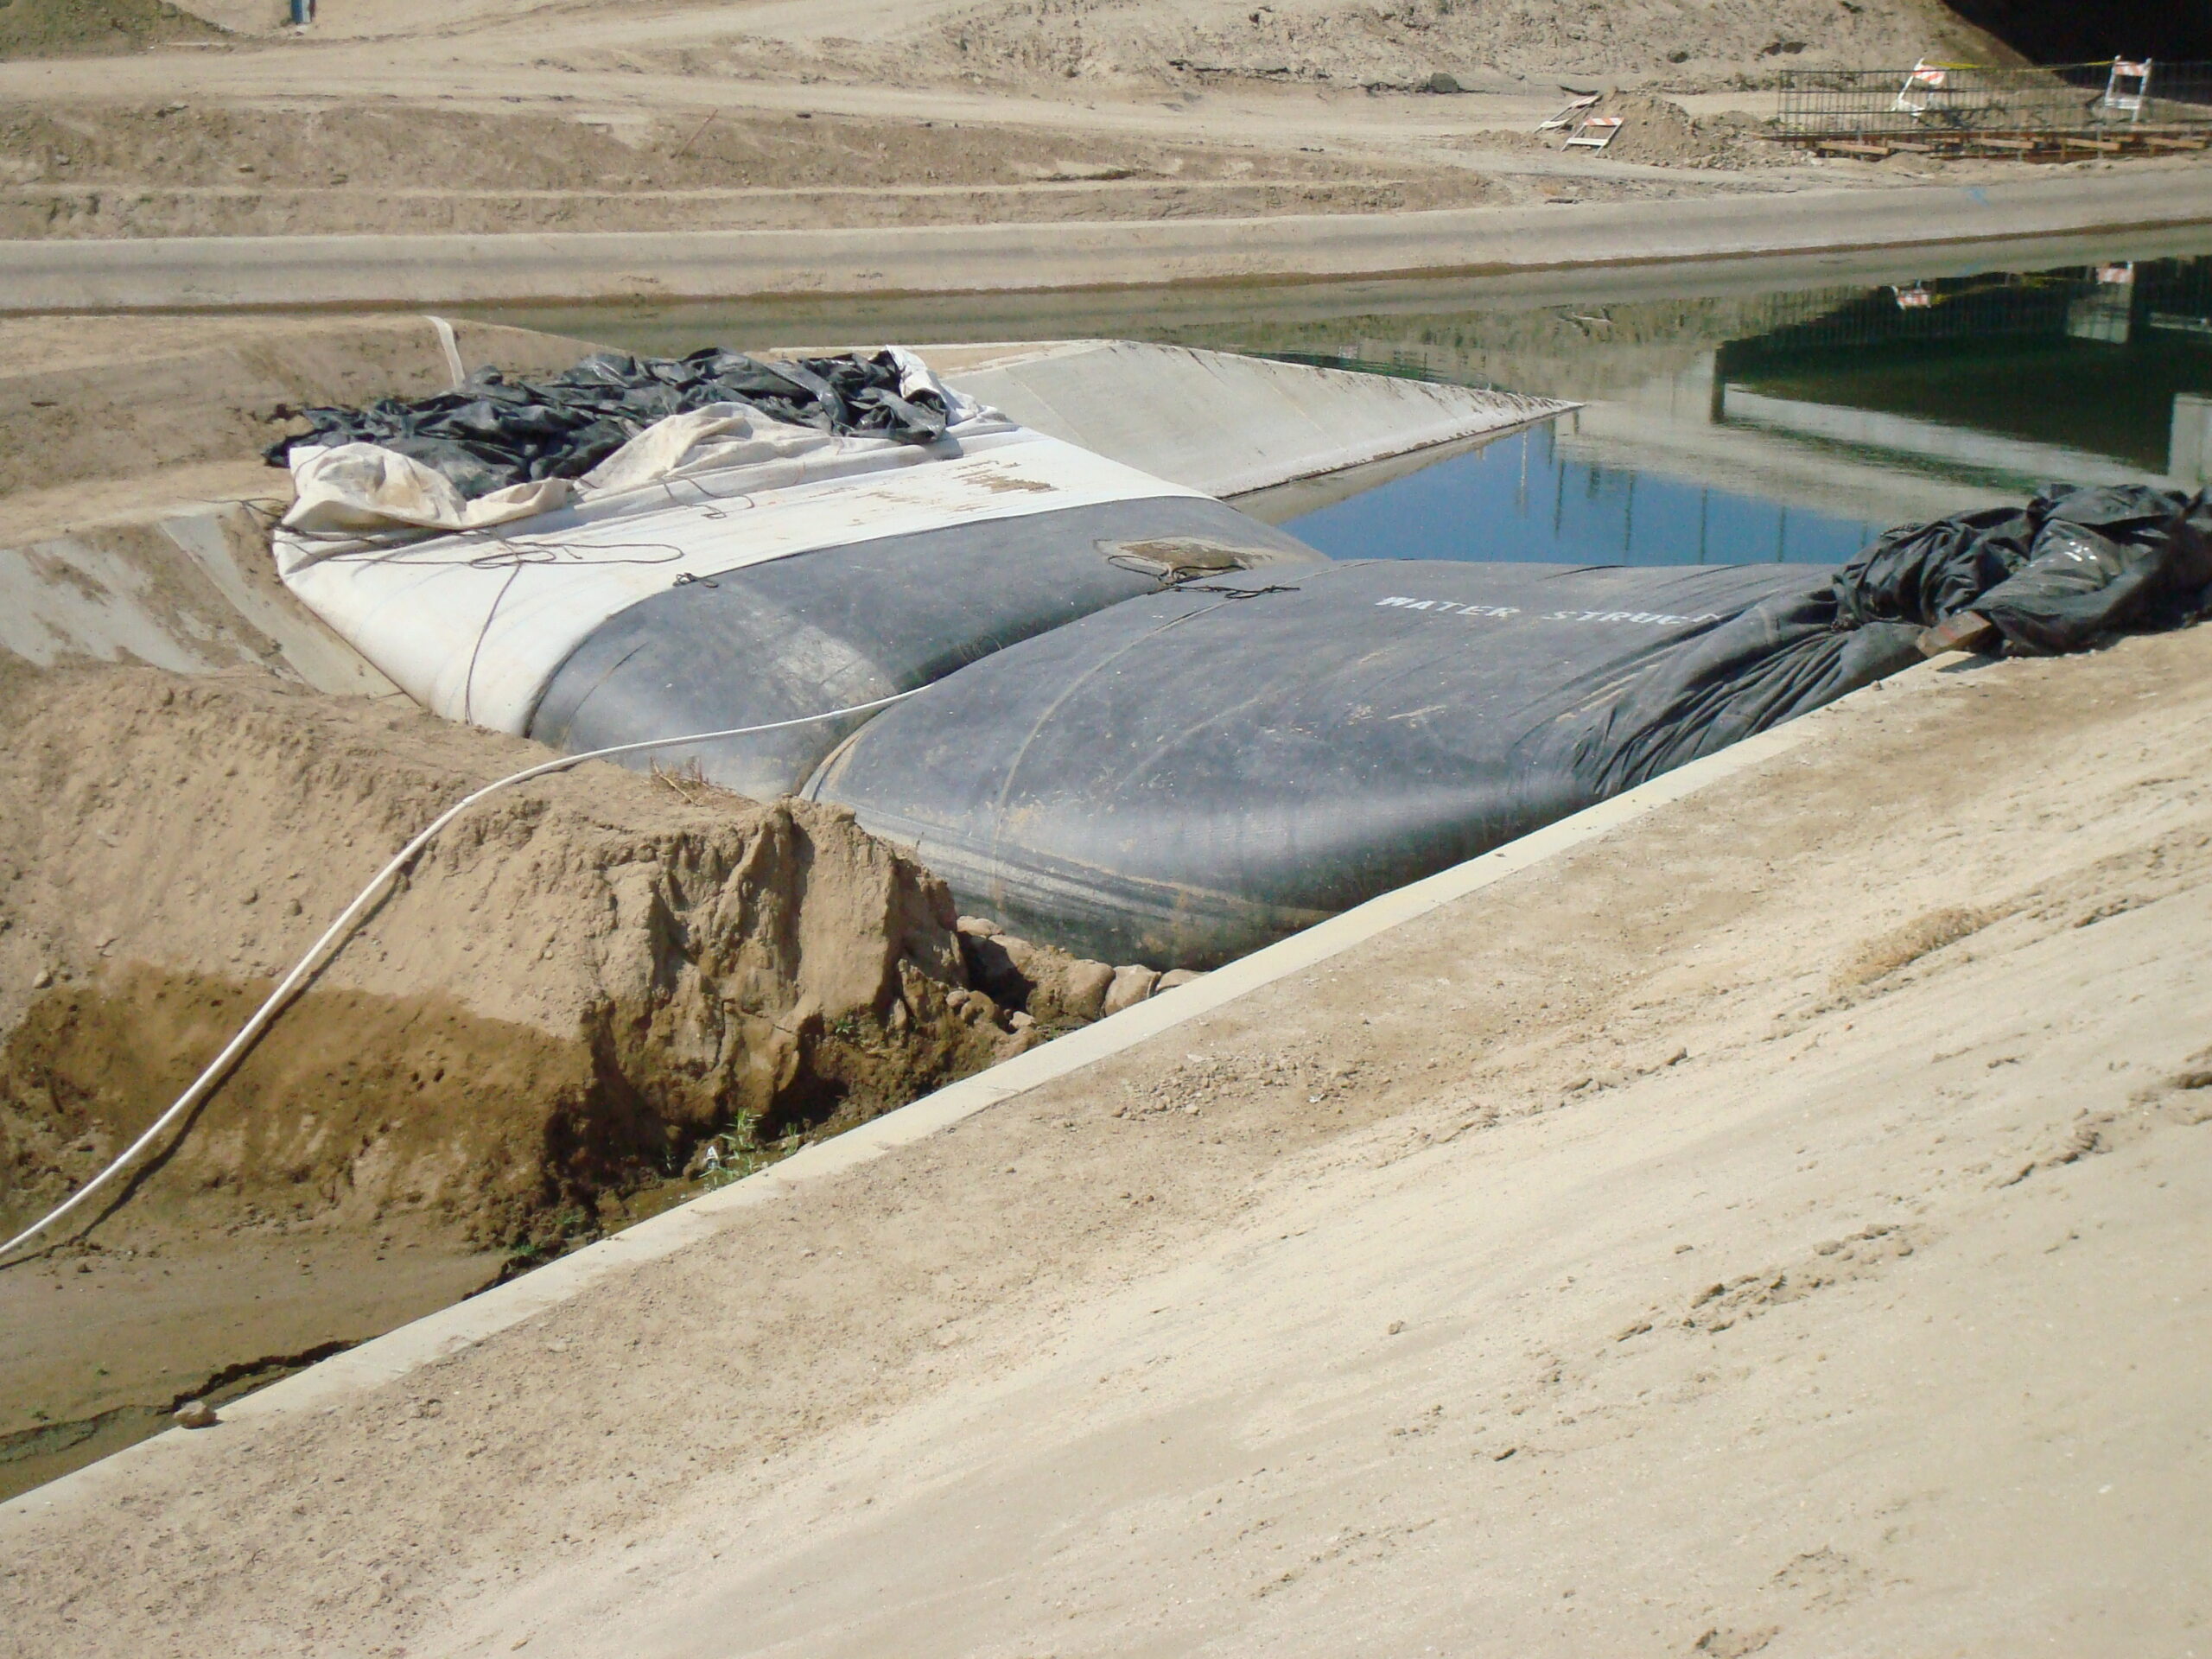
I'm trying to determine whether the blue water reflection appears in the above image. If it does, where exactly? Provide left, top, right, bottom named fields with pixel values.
left=1282, top=420, right=1883, bottom=568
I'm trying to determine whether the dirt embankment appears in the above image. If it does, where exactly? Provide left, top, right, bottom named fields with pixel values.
left=0, top=100, right=1497, bottom=238
left=2, top=0, right=2017, bottom=90
left=0, top=315, right=599, bottom=511
left=0, top=0, right=220, bottom=60
left=0, top=664, right=1166, bottom=1487
left=0, top=664, right=1028, bottom=1253
left=740, top=0, right=2008, bottom=95
left=0, top=654, right=1143, bottom=1496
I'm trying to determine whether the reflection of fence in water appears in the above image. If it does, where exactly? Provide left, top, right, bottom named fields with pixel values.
left=1720, top=270, right=2090, bottom=362
left=1776, top=60, right=2212, bottom=143
left=1713, top=262, right=2212, bottom=368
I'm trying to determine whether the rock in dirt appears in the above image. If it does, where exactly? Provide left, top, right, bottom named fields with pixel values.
left=1155, top=969, right=1204, bottom=992
left=1046, top=958, right=1117, bottom=1023
left=958, top=927, right=1117, bottom=1026
left=172, top=1399, right=218, bottom=1429
left=1103, top=965, right=1161, bottom=1016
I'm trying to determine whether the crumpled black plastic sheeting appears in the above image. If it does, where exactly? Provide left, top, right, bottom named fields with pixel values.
left=1584, top=481, right=2212, bottom=798
left=266, top=348, right=955, bottom=499
left=1831, top=483, right=2212, bottom=655
left=1595, top=484, right=2212, bottom=793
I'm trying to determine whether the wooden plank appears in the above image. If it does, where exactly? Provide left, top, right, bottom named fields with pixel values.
left=1535, top=93, right=1600, bottom=132
left=1917, top=611, right=1997, bottom=658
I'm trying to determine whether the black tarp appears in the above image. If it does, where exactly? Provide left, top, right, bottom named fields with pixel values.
left=267, top=349, right=959, bottom=499
left=1834, top=483, right=2212, bottom=655
left=807, top=560, right=1925, bottom=967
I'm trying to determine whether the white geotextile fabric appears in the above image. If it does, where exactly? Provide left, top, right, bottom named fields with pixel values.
left=280, top=444, right=578, bottom=537
left=273, top=427, right=1205, bottom=734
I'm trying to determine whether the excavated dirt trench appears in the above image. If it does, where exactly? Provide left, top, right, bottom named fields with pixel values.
left=0, top=657, right=1135, bottom=1497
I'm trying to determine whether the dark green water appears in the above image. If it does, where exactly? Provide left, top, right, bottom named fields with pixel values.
left=464, top=230, right=2212, bottom=568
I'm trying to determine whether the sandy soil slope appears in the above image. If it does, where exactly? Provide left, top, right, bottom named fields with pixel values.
left=0, top=99, right=1513, bottom=237
left=0, top=0, right=2098, bottom=242
left=95, top=0, right=2015, bottom=87
left=781, top=0, right=2007, bottom=98
left=0, top=0, right=216, bottom=60
left=5, top=614, right=2205, bottom=1656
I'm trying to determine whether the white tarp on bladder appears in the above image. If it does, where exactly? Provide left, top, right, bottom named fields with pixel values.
left=273, top=422, right=1207, bottom=734
left=278, top=348, right=1016, bottom=538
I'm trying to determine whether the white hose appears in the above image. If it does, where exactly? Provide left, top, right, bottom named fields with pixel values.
left=0, top=690, right=919, bottom=1267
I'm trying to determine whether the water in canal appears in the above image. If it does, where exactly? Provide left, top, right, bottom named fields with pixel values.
left=465, top=229, right=2212, bottom=569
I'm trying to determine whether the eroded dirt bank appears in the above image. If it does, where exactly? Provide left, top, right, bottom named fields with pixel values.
left=0, top=308, right=1198, bottom=1498
left=0, top=659, right=1091, bottom=1494
left=0, top=665, right=1024, bottom=1251
left=5, top=598, right=2207, bottom=1657
left=0, top=650, right=1145, bottom=1497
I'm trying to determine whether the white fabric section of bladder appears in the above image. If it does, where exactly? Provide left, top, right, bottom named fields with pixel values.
left=279, top=387, right=1020, bottom=545
left=579, top=405, right=843, bottom=499
left=282, top=443, right=582, bottom=536
left=276, top=428, right=1206, bottom=734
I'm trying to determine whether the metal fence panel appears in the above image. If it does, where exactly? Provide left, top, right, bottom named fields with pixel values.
left=1777, top=60, right=2212, bottom=144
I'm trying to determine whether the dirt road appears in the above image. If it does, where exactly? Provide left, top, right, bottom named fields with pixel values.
left=6, top=614, right=2206, bottom=1656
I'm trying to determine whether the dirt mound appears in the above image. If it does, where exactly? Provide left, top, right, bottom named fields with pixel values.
left=0, top=665, right=1036, bottom=1252
left=1450, top=94, right=1785, bottom=172
left=871, top=0, right=2006, bottom=93
left=1567, top=92, right=1786, bottom=169
left=0, top=0, right=221, bottom=59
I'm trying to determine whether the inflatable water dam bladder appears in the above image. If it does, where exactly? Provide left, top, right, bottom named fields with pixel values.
left=267, top=345, right=1325, bottom=799
left=805, top=482, right=2212, bottom=969
left=805, top=558, right=1926, bottom=968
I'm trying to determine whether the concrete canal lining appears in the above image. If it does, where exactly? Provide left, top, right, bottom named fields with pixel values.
left=3, top=172, right=2211, bottom=313
left=935, top=339, right=1566, bottom=498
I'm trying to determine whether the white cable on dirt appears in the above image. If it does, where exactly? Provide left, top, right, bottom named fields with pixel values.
left=0, top=690, right=921, bottom=1268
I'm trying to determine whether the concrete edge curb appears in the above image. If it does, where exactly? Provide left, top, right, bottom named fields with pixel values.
left=3, top=652, right=1962, bottom=1518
